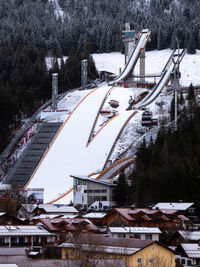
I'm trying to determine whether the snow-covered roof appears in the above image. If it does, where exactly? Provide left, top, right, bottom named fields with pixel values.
left=82, top=213, right=107, bottom=219
left=0, top=247, right=26, bottom=256
left=0, top=212, right=6, bottom=217
left=178, top=231, right=200, bottom=241
left=0, top=225, right=54, bottom=236
left=181, top=243, right=200, bottom=258
left=39, top=204, right=78, bottom=214
left=108, top=227, right=161, bottom=234
left=59, top=242, right=139, bottom=255
left=0, top=265, right=18, bottom=267
left=71, top=175, right=115, bottom=186
left=33, top=214, right=60, bottom=219
left=153, top=202, right=194, bottom=210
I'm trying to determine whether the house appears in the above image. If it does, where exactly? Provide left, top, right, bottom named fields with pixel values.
left=18, top=204, right=78, bottom=221
left=175, top=243, right=200, bottom=266
left=18, top=204, right=38, bottom=221
left=0, top=225, right=55, bottom=248
left=169, top=230, right=200, bottom=246
left=153, top=202, right=200, bottom=225
left=82, top=212, right=107, bottom=226
left=107, top=227, right=161, bottom=241
left=36, top=217, right=100, bottom=242
left=59, top=234, right=175, bottom=267
left=71, top=175, right=116, bottom=209
left=0, top=211, right=27, bottom=225
left=101, top=208, right=192, bottom=230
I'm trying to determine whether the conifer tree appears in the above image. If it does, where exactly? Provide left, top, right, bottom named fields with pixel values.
left=187, top=34, right=196, bottom=54
left=114, top=170, right=130, bottom=206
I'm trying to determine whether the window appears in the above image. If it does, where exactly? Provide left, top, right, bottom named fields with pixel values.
left=145, top=234, right=152, bottom=240
left=137, top=257, right=142, bottom=264
left=148, top=258, right=154, bottom=264
left=84, top=190, right=87, bottom=193
left=11, top=237, right=18, bottom=244
left=188, top=207, right=195, bottom=214
left=101, top=196, right=107, bottom=201
left=94, top=190, right=100, bottom=193
left=117, top=233, right=125, bottom=238
left=181, top=259, right=185, bottom=264
left=134, top=234, right=141, bottom=239
left=102, top=190, right=107, bottom=193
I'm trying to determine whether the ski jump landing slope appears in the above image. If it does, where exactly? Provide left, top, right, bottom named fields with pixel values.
left=25, top=85, right=137, bottom=204
left=110, top=29, right=151, bottom=84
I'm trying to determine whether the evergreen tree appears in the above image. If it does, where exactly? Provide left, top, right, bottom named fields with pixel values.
left=113, top=171, right=130, bottom=206
left=187, top=83, right=195, bottom=100
left=187, top=34, right=196, bottom=54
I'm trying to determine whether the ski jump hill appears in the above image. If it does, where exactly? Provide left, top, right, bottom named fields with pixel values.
left=3, top=29, right=185, bottom=204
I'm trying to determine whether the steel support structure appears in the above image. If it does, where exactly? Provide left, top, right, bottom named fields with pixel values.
left=52, top=73, right=58, bottom=111
left=81, top=59, right=88, bottom=90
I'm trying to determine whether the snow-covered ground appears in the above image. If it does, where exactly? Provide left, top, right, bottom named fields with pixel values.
left=93, top=49, right=200, bottom=86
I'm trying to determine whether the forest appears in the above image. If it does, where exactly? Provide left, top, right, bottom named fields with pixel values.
left=0, top=0, right=200, bottom=150
left=129, top=89, right=200, bottom=207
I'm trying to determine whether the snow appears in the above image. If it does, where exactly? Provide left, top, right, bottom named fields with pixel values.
left=25, top=48, right=200, bottom=204
left=48, top=0, right=65, bottom=20
left=153, top=202, right=194, bottom=210
left=93, top=49, right=200, bottom=86
left=45, top=56, right=68, bottom=71
left=27, top=85, right=115, bottom=203
left=40, top=90, right=89, bottom=122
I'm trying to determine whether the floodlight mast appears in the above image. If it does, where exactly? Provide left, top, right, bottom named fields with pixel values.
left=173, top=37, right=180, bottom=130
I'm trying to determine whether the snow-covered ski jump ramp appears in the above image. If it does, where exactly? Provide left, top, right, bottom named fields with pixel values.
left=137, top=49, right=186, bottom=108
left=25, top=85, right=137, bottom=204
left=110, top=29, right=151, bottom=84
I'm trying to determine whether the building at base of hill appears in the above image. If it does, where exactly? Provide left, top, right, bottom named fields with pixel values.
left=58, top=234, right=175, bottom=267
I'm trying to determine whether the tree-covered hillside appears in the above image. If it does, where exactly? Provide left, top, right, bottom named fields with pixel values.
left=0, top=0, right=200, bottom=150
left=0, top=0, right=200, bottom=55
left=130, top=97, right=200, bottom=207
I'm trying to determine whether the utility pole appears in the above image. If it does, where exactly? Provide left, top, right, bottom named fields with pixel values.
left=52, top=73, right=58, bottom=111
left=81, top=59, right=87, bottom=90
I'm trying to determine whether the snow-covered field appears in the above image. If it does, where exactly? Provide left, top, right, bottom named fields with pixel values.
left=93, top=49, right=200, bottom=86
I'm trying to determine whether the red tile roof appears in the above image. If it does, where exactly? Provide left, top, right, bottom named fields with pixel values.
left=37, top=218, right=99, bottom=232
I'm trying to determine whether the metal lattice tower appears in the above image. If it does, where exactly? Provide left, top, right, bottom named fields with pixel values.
left=81, top=60, right=88, bottom=90
left=52, top=73, right=58, bottom=111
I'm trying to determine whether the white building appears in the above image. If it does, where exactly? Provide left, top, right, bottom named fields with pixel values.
left=71, top=175, right=116, bottom=210
left=107, top=227, right=161, bottom=241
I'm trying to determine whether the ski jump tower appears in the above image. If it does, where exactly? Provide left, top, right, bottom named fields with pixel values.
left=122, top=23, right=146, bottom=82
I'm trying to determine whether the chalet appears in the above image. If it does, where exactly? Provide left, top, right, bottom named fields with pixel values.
left=169, top=230, right=200, bottom=246
left=0, top=211, right=27, bottom=225
left=82, top=212, right=107, bottom=226
left=175, top=243, right=200, bottom=266
left=153, top=202, right=200, bottom=225
left=101, top=208, right=192, bottom=230
left=36, top=217, right=100, bottom=242
left=0, top=225, right=55, bottom=248
left=107, top=227, right=161, bottom=241
left=18, top=204, right=78, bottom=221
left=59, top=234, right=175, bottom=267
